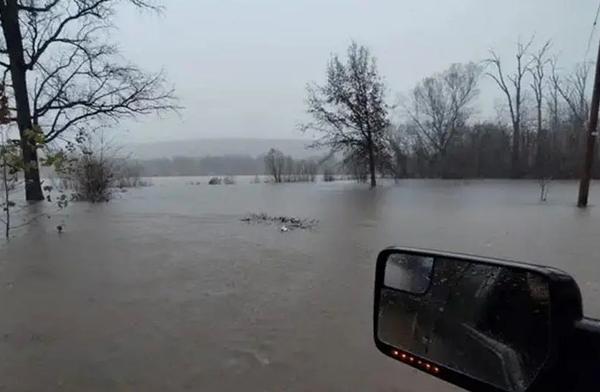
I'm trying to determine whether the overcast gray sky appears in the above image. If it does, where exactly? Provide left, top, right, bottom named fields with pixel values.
left=115, top=0, right=599, bottom=143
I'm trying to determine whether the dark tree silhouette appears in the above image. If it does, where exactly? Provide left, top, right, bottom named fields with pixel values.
left=0, top=0, right=176, bottom=200
left=302, top=42, right=390, bottom=188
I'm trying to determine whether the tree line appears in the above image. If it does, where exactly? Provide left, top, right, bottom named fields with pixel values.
left=139, top=155, right=265, bottom=177
left=302, top=40, right=598, bottom=186
left=136, top=150, right=335, bottom=180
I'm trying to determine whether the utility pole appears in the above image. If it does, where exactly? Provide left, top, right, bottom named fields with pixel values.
left=577, top=39, right=600, bottom=207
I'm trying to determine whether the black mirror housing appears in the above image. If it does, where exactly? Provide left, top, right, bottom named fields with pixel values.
left=373, top=247, right=583, bottom=392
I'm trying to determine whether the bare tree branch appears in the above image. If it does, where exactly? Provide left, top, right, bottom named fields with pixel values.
left=7, top=0, right=178, bottom=145
left=550, top=61, right=591, bottom=126
left=17, top=0, right=61, bottom=13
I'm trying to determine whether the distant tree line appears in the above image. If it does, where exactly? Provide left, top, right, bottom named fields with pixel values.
left=136, top=153, right=337, bottom=178
left=138, top=39, right=597, bottom=183
left=138, top=155, right=264, bottom=176
left=302, top=40, right=600, bottom=185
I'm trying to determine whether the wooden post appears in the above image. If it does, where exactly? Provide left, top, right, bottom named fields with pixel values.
left=577, top=39, right=600, bottom=207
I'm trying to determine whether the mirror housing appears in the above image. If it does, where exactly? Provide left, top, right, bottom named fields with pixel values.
left=373, top=247, right=583, bottom=392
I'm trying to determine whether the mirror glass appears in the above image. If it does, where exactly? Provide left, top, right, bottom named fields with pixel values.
left=377, top=253, right=551, bottom=392
left=384, top=253, right=434, bottom=294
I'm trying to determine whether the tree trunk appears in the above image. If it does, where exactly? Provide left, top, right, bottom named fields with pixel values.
left=535, top=104, right=544, bottom=177
left=511, top=123, right=520, bottom=178
left=399, top=154, right=407, bottom=177
left=367, top=134, right=376, bottom=188
left=0, top=0, right=44, bottom=201
left=2, top=151, right=9, bottom=239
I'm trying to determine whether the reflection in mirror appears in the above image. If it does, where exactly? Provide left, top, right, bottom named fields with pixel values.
left=378, top=254, right=551, bottom=392
left=384, top=254, right=434, bottom=294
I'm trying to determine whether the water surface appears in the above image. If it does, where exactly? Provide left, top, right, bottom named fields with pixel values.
left=0, top=178, right=598, bottom=391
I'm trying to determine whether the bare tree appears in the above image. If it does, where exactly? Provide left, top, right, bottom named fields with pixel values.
left=528, top=41, right=551, bottom=175
left=549, top=60, right=592, bottom=176
left=550, top=61, right=591, bottom=128
left=405, top=62, right=480, bottom=176
left=264, top=148, right=284, bottom=183
left=486, top=39, right=534, bottom=178
left=546, top=58, right=563, bottom=133
left=0, top=0, right=177, bottom=201
left=302, top=42, right=390, bottom=188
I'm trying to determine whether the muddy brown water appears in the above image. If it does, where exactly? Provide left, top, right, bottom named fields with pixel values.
left=0, top=178, right=599, bottom=391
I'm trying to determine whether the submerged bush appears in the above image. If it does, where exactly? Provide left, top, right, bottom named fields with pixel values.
left=57, top=135, right=151, bottom=202
left=208, top=176, right=235, bottom=185
left=67, top=153, right=113, bottom=202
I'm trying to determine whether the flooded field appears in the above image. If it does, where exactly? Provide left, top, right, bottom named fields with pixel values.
left=1, top=178, right=599, bottom=391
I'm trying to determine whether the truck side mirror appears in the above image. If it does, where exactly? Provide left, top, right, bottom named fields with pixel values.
left=373, top=248, right=583, bottom=392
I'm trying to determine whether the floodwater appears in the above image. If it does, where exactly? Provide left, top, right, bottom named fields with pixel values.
left=0, top=178, right=599, bottom=391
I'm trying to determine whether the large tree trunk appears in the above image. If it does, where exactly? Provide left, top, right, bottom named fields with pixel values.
left=0, top=0, right=44, bottom=201
left=367, top=134, right=376, bottom=188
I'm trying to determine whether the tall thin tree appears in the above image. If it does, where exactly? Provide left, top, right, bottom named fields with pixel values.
left=528, top=41, right=552, bottom=175
left=486, top=38, right=534, bottom=178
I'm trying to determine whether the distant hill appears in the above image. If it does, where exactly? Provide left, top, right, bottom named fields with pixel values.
left=128, top=138, right=324, bottom=160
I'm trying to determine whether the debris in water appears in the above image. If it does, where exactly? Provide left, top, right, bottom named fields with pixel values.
left=241, top=212, right=318, bottom=231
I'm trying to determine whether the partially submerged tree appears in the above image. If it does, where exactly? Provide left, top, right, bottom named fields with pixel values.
left=405, top=62, right=480, bottom=177
left=486, top=39, right=534, bottom=178
left=264, top=148, right=284, bottom=183
left=539, top=176, right=550, bottom=202
left=302, top=42, right=390, bottom=188
left=0, top=0, right=176, bottom=200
